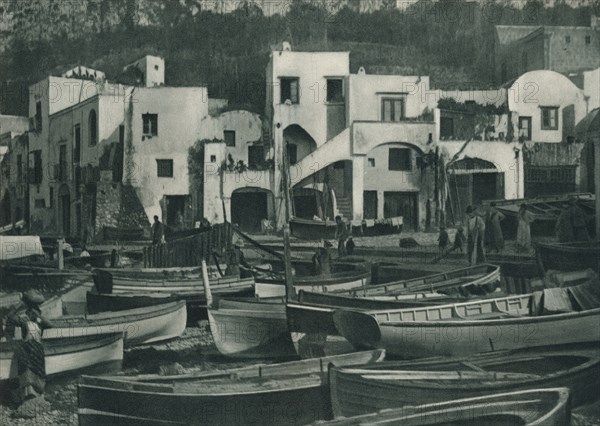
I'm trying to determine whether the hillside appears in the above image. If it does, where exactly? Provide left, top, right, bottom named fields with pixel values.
left=0, top=0, right=595, bottom=116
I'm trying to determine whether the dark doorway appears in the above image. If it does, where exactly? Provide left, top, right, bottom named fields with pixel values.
left=231, top=191, right=269, bottom=233
left=59, top=185, right=71, bottom=236
left=472, top=173, right=500, bottom=205
left=384, top=192, right=418, bottom=230
left=363, top=191, right=377, bottom=220
left=165, top=195, right=188, bottom=228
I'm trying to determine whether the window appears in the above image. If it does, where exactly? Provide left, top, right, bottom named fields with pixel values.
left=210, top=155, right=216, bottom=163
left=35, top=101, right=42, bottom=131
left=224, top=130, right=236, bottom=147
left=440, top=117, right=454, bottom=139
left=382, top=98, right=404, bottom=122
left=59, top=144, right=67, bottom=181
left=89, top=110, right=97, bottom=145
left=565, top=35, right=571, bottom=43
left=286, top=144, right=297, bottom=165
left=248, top=145, right=265, bottom=169
left=74, top=125, right=81, bottom=163
left=326, top=79, right=344, bottom=103
left=388, top=148, right=412, bottom=171
left=49, top=187, right=54, bottom=208
left=585, top=35, right=591, bottom=45
left=156, top=159, right=173, bottom=177
left=30, top=150, right=43, bottom=184
left=541, top=107, right=558, bottom=130
left=368, top=158, right=375, bottom=167
left=119, top=125, right=125, bottom=145
left=518, top=116, right=532, bottom=141
left=143, top=113, right=158, bottom=136
left=280, top=78, right=299, bottom=104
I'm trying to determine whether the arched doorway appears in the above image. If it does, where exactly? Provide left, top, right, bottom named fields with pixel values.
left=447, top=157, right=503, bottom=221
left=59, top=184, right=71, bottom=236
left=363, top=142, right=426, bottom=231
left=231, top=188, right=274, bottom=233
left=282, top=125, right=317, bottom=165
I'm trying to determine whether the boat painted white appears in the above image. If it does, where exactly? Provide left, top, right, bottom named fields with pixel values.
left=0, top=333, right=124, bottom=380
left=44, top=301, right=187, bottom=346
left=255, top=275, right=369, bottom=299
left=334, top=288, right=600, bottom=358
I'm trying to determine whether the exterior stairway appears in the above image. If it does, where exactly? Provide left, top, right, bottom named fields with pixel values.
left=335, top=195, right=352, bottom=220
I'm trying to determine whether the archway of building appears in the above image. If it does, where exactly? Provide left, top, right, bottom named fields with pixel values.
left=447, top=157, right=502, bottom=224
left=362, top=142, right=428, bottom=230
left=283, top=125, right=317, bottom=165
left=231, top=187, right=275, bottom=233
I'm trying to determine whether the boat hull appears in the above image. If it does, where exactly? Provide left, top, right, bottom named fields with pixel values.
left=44, top=301, right=187, bottom=346
left=329, top=347, right=599, bottom=417
left=537, top=241, right=600, bottom=273
left=78, top=350, right=385, bottom=426
left=0, top=333, right=124, bottom=381
left=335, top=306, right=600, bottom=358
left=94, top=268, right=254, bottom=295
left=207, top=299, right=296, bottom=358
left=323, top=388, right=571, bottom=426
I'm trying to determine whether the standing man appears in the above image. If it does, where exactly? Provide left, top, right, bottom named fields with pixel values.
left=567, top=198, right=590, bottom=242
left=334, top=215, right=349, bottom=257
left=487, top=202, right=506, bottom=253
left=5, top=290, right=54, bottom=409
left=465, top=206, right=486, bottom=265
left=151, top=215, right=164, bottom=245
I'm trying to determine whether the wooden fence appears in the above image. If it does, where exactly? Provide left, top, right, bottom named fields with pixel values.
left=143, top=223, right=233, bottom=268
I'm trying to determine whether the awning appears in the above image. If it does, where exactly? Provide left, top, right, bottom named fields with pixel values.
left=0, top=236, right=44, bottom=261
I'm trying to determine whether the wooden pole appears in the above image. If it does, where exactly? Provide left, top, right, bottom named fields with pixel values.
left=283, top=225, right=296, bottom=302
left=201, top=259, right=212, bottom=308
left=57, top=239, right=64, bottom=270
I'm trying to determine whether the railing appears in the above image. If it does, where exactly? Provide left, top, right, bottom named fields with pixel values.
left=143, top=222, right=233, bottom=268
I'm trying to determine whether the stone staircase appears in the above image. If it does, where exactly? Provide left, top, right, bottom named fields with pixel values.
left=336, top=195, right=352, bottom=220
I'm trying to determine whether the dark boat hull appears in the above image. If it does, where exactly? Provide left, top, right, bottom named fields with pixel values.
left=289, top=218, right=401, bottom=240
left=536, top=241, right=600, bottom=273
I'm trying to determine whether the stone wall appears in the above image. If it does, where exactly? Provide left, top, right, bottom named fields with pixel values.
left=94, top=181, right=149, bottom=241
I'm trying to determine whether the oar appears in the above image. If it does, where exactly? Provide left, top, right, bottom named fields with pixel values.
left=201, top=259, right=212, bottom=308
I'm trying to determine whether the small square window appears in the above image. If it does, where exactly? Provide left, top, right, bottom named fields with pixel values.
left=154, top=65, right=159, bottom=70
left=541, top=107, right=558, bottom=130
left=327, top=79, right=344, bottom=103
left=585, top=35, right=591, bottom=45
left=210, top=155, right=216, bottom=163
left=224, top=130, right=236, bottom=147
left=156, top=159, right=173, bottom=177
left=368, top=158, right=375, bottom=167
left=565, top=35, right=571, bottom=43
left=143, top=113, right=158, bottom=136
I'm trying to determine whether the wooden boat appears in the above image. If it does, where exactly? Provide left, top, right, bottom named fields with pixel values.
left=336, top=263, right=501, bottom=297
left=85, top=287, right=251, bottom=321
left=333, top=279, right=600, bottom=357
left=43, top=301, right=187, bottom=346
left=0, top=333, right=124, bottom=381
left=321, top=388, right=572, bottom=426
left=77, top=349, right=385, bottom=426
left=255, top=260, right=371, bottom=298
left=287, top=290, right=465, bottom=336
left=329, top=346, right=599, bottom=417
left=289, top=217, right=403, bottom=240
left=93, top=267, right=254, bottom=295
left=536, top=241, right=600, bottom=273
left=0, top=264, right=92, bottom=290
left=485, top=192, right=595, bottom=237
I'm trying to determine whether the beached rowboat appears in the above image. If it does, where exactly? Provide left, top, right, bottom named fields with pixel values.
left=43, top=301, right=187, bottom=346
left=536, top=241, right=600, bottom=273
left=334, top=279, right=600, bottom=357
left=329, top=346, right=599, bottom=417
left=318, top=388, right=572, bottom=426
left=77, top=349, right=385, bottom=426
left=0, top=333, right=124, bottom=381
